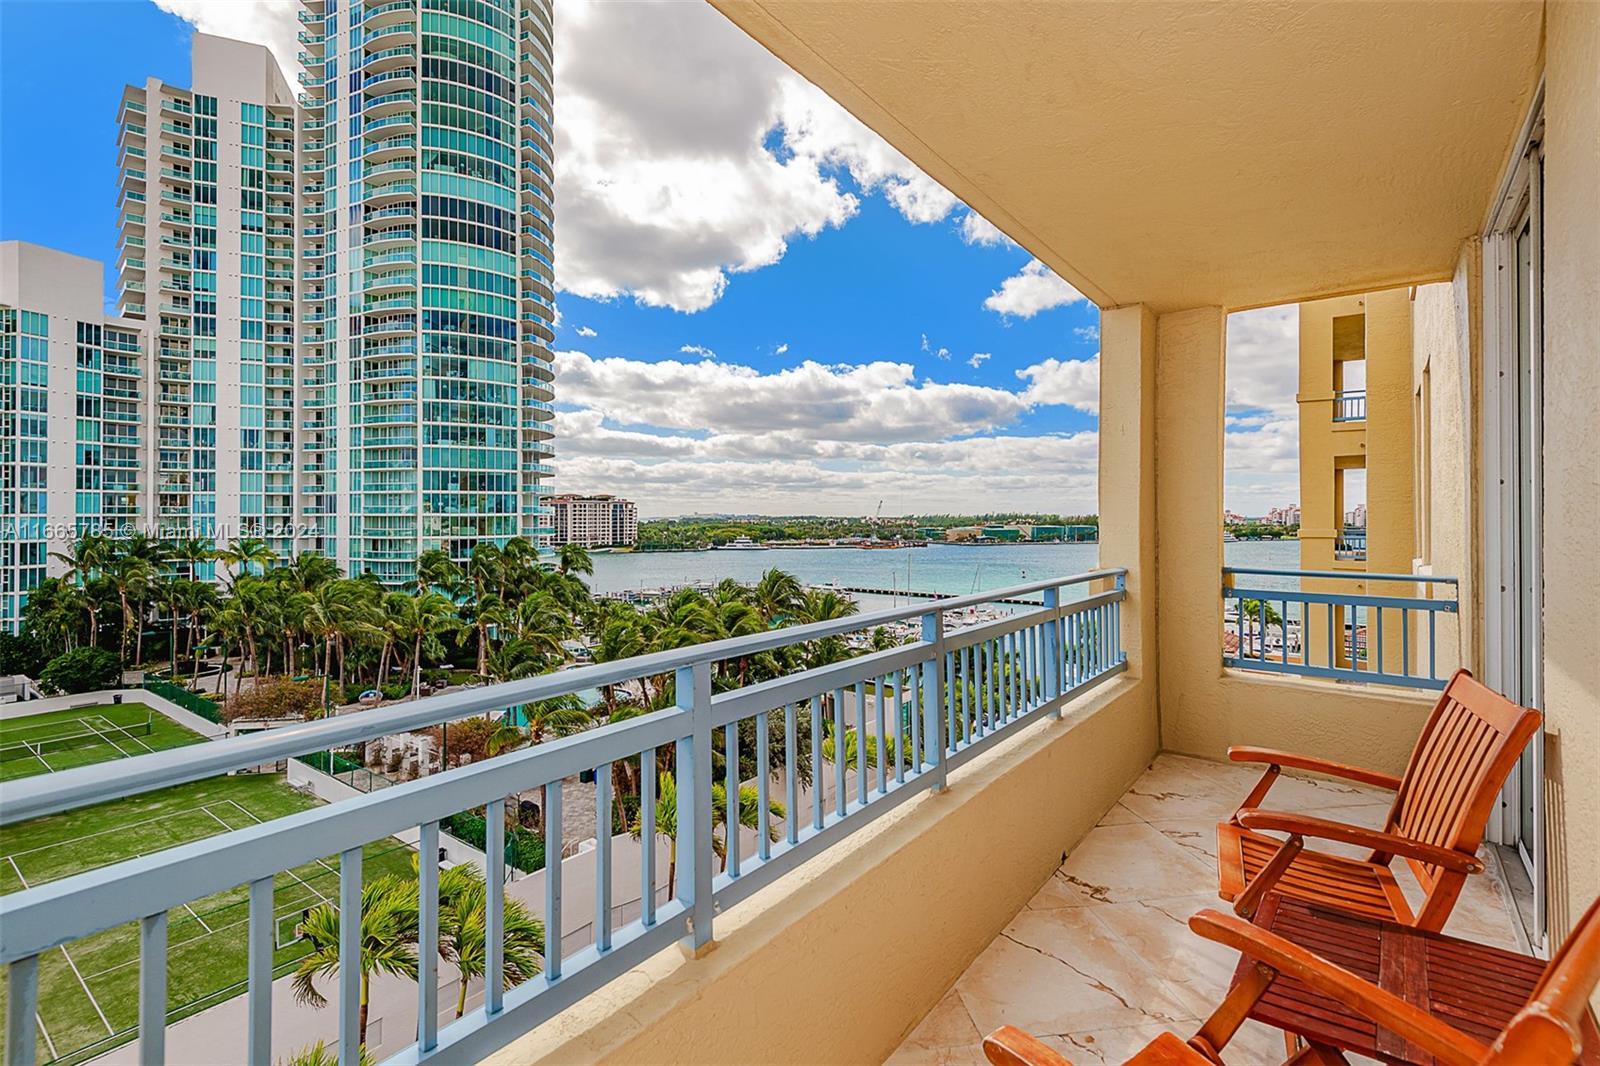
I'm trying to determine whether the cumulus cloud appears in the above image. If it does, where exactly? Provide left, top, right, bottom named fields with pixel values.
left=679, top=344, right=717, bottom=359
left=774, top=343, right=789, bottom=356
left=575, top=326, right=598, bottom=338
left=920, top=334, right=951, bottom=361
left=548, top=349, right=1104, bottom=513
left=1225, top=305, right=1299, bottom=416
left=1223, top=304, right=1300, bottom=511
left=151, top=0, right=304, bottom=80
left=554, top=0, right=969, bottom=312
left=1074, top=324, right=1100, bottom=343
left=984, top=259, right=1089, bottom=319
left=1017, top=355, right=1100, bottom=413
left=959, top=211, right=1014, bottom=248
left=968, top=352, right=991, bottom=369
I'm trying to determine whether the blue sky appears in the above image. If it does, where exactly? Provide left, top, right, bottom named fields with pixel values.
left=0, top=0, right=1296, bottom=518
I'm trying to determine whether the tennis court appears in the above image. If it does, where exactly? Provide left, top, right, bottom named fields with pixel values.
left=0, top=703, right=206, bottom=782
left=0, top=772, right=417, bottom=1065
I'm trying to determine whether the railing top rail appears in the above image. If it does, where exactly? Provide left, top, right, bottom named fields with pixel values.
left=0, top=567, right=1124, bottom=826
left=1223, top=566, right=1457, bottom=587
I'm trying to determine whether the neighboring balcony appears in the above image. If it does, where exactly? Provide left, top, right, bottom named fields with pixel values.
left=1333, top=389, right=1367, bottom=422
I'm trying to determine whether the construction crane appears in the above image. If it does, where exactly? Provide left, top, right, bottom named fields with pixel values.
left=874, top=499, right=884, bottom=523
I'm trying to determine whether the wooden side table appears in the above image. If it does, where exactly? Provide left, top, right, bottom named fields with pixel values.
left=1233, top=894, right=1600, bottom=1065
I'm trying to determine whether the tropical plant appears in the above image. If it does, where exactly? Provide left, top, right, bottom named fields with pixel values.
left=291, top=874, right=418, bottom=1050
left=555, top=542, right=592, bottom=578
left=39, top=647, right=121, bottom=695
left=434, top=863, right=544, bottom=1017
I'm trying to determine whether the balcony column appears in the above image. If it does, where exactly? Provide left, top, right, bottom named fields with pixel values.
left=1153, top=307, right=1227, bottom=754
left=1097, top=305, right=1158, bottom=681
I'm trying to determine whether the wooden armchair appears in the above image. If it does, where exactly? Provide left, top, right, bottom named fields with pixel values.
left=981, top=896, right=1600, bottom=1066
left=1217, top=668, right=1540, bottom=930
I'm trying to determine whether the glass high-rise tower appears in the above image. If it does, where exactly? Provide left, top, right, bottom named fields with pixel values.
left=300, top=0, right=557, bottom=583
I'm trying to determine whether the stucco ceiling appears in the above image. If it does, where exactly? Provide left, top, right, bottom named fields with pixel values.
left=710, top=0, right=1543, bottom=313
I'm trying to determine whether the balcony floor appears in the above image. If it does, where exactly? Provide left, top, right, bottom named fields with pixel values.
left=886, top=753, right=1527, bottom=1065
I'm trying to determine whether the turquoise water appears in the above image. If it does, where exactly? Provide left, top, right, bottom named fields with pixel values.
left=587, top=540, right=1302, bottom=609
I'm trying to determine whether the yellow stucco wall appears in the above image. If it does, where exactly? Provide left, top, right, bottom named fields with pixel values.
left=1538, top=0, right=1599, bottom=945
left=485, top=679, right=1159, bottom=1066
left=1150, top=305, right=1441, bottom=772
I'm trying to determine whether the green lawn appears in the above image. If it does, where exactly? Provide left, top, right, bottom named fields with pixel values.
left=0, top=703, right=206, bottom=782
left=0, top=772, right=417, bottom=1065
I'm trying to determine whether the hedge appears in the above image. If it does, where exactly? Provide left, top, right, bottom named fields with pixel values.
left=143, top=678, right=225, bottom=724
left=441, top=810, right=546, bottom=873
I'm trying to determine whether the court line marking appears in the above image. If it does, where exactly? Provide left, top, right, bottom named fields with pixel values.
left=58, top=944, right=115, bottom=1035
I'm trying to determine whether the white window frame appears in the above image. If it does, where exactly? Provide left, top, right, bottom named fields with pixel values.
left=1480, top=83, right=1545, bottom=950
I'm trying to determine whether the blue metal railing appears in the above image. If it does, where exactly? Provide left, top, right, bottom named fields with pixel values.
left=1222, top=567, right=1457, bottom=690
left=0, top=569, right=1127, bottom=1066
left=1335, top=527, right=1367, bottom=560
left=1333, top=389, right=1366, bottom=421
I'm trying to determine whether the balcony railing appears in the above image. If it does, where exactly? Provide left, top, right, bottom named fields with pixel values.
left=1333, top=389, right=1366, bottom=422
left=0, top=570, right=1126, bottom=1066
left=1222, top=566, right=1458, bottom=689
left=1335, top=526, right=1367, bottom=560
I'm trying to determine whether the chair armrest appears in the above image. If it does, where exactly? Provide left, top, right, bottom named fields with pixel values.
left=1228, top=746, right=1403, bottom=791
left=1188, top=909, right=1486, bottom=1066
left=1236, top=808, right=1483, bottom=873
left=982, top=1025, right=1073, bottom=1066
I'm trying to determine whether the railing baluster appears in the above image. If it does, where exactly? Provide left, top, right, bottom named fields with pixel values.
left=544, top=783, right=564, bottom=977
left=247, top=877, right=273, bottom=1066
left=1326, top=603, right=1336, bottom=670
left=811, top=694, right=825, bottom=829
left=6, top=956, right=39, bottom=1066
left=785, top=702, right=800, bottom=841
left=909, top=661, right=922, bottom=772
left=486, top=796, right=506, bottom=1010
left=892, top=669, right=905, bottom=785
left=944, top=649, right=956, bottom=751
left=725, top=722, right=741, bottom=877
left=417, top=821, right=439, bottom=1051
left=854, top=680, right=867, bottom=806
left=756, top=714, right=772, bottom=860
left=139, top=911, right=167, bottom=1066
left=1402, top=607, right=1411, bottom=677
left=1428, top=611, right=1437, bottom=680
left=338, top=847, right=362, bottom=1066
left=596, top=766, right=613, bottom=948
left=874, top=680, right=887, bottom=795
left=1281, top=599, right=1290, bottom=666
left=676, top=661, right=713, bottom=951
left=1376, top=606, right=1385, bottom=677
left=639, top=753, right=657, bottom=926
left=920, top=610, right=945, bottom=788
left=833, top=687, right=846, bottom=816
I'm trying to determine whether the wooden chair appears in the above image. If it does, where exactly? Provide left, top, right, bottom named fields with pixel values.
left=1217, top=668, right=1540, bottom=931
left=981, top=896, right=1600, bottom=1066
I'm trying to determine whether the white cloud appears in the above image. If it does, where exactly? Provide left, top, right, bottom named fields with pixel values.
left=967, top=352, right=991, bottom=369
left=984, top=259, right=1089, bottom=319
left=1225, top=305, right=1299, bottom=416
left=554, top=0, right=969, bottom=313
left=679, top=344, right=717, bottom=360
left=575, top=326, right=598, bottom=338
left=1017, top=355, right=1099, bottom=413
left=1074, top=324, right=1100, bottom=343
left=774, top=343, right=789, bottom=356
left=151, top=1, right=304, bottom=81
left=156, top=0, right=978, bottom=315
left=549, top=350, right=1103, bottom=514
left=1223, top=304, right=1300, bottom=511
left=919, top=334, right=951, bottom=361
left=959, top=211, right=1014, bottom=248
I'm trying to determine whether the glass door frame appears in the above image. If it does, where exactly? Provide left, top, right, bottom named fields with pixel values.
left=1480, top=88, right=1545, bottom=950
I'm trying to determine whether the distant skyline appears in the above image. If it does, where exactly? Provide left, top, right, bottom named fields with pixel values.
left=0, top=0, right=1299, bottom=519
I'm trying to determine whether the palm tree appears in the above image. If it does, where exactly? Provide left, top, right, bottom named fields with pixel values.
left=409, top=548, right=462, bottom=598
left=217, top=536, right=276, bottom=582
left=463, top=592, right=511, bottom=677
left=435, top=863, right=544, bottom=1018
left=291, top=874, right=418, bottom=1050
left=555, top=542, right=592, bottom=579
left=50, top=533, right=112, bottom=648
left=632, top=770, right=681, bottom=897
left=390, top=591, right=461, bottom=699
left=106, top=553, right=155, bottom=666
left=171, top=534, right=215, bottom=582
left=711, top=780, right=785, bottom=872
left=751, top=567, right=803, bottom=622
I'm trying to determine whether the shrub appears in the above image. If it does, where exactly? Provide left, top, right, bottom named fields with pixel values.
left=442, top=809, right=546, bottom=873
left=0, top=630, right=46, bottom=677
left=222, top=677, right=324, bottom=724
left=380, top=680, right=410, bottom=701
left=437, top=716, right=501, bottom=767
left=39, top=647, right=121, bottom=695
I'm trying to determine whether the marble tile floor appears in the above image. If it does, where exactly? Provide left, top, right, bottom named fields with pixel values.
left=885, top=753, right=1528, bottom=1066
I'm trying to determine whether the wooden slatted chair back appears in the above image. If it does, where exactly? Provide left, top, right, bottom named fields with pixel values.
left=1485, top=895, right=1600, bottom=1063
left=1383, top=669, right=1541, bottom=930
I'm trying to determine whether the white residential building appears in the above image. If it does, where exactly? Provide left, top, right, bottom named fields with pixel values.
left=550, top=494, right=638, bottom=548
